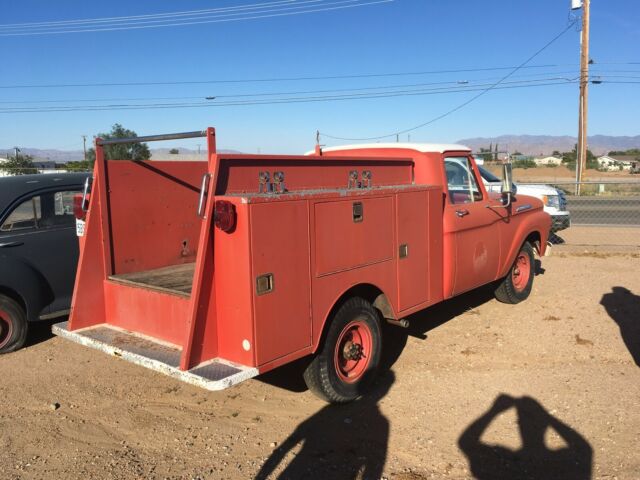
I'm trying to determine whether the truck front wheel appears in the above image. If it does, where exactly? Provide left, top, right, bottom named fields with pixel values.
left=303, top=297, right=382, bottom=403
left=0, top=294, right=28, bottom=354
left=494, top=241, right=535, bottom=304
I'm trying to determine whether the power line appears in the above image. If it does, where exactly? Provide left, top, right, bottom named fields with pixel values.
left=0, top=73, right=587, bottom=105
left=0, top=64, right=578, bottom=90
left=0, top=0, right=392, bottom=37
left=0, top=80, right=577, bottom=114
left=320, top=20, right=579, bottom=141
left=0, top=0, right=313, bottom=28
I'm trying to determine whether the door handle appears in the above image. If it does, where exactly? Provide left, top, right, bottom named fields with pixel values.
left=197, top=173, right=212, bottom=218
left=455, top=209, right=470, bottom=217
left=0, top=241, right=24, bottom=248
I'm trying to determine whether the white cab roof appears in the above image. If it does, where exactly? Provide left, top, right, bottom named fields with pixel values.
left=306, top=142, right=471, bottom=156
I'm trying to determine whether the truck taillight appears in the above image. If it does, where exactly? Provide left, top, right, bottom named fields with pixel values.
left=73, top=194, right=88, bottom=220
left=214, top=200, right=236, bottom=232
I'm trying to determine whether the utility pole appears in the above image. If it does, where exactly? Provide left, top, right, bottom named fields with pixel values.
left=575, top=0, right=590, bottom=195
left=82, top=135, right=87, bottom=162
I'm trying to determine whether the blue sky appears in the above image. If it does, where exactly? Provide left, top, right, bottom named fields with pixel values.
left=1, top=0, right=638, bottom=154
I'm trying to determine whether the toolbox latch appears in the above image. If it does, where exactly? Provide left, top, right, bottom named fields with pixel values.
left=353, top=202, right=363, bottom=223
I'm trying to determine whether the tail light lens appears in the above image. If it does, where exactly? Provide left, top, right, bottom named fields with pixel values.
left=73, top=193, right=90, bottom=220
left=214, top=200, right=236, bottom=232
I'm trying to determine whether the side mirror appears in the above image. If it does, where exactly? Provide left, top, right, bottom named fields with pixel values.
left=501, top=163, right=514, bottom=206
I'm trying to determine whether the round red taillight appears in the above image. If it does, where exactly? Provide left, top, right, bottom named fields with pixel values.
left=214, top=200, right=236, bottom=233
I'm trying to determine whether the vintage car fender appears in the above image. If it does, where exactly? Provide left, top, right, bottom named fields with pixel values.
left=0, top=256, right=54, bottom=322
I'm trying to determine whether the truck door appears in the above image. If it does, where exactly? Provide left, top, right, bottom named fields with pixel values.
left=442, top=156, right=500, bottom=296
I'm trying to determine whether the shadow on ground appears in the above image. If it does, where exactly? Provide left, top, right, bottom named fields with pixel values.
left=258, top=284, right=500, bottom=393
left=255, top=371, right=394, bottom=480
left=24, top=317, right=62, bottom=349
left=600, top=286, right=640, bottom=367
left=459, top=394, right=593, bottom=480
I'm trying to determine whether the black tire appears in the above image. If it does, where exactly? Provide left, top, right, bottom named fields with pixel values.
left=0, top=294, right=28, bottom=354
left=494, top=241, right=535, bottom=304
left=303, top=297, right=382, bottom=403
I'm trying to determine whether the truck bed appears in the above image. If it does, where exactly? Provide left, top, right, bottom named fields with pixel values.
left=108, top=263, right=195, bottom=297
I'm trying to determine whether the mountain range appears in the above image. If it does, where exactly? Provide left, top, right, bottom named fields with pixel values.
left=2, top=135, right=640, bottom=161
left=456, top=135, right=640, bottom=156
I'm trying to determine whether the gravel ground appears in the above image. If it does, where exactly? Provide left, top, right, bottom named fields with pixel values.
left=1, top=252, right=639, bottom=480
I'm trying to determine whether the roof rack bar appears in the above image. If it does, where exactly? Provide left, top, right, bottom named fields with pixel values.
left=97, top=130, right=207, bottom=146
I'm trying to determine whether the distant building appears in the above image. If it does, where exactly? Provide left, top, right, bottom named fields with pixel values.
left=597, top=155, right=634, bottom=171
left=533, top=156, right=562, bottom=166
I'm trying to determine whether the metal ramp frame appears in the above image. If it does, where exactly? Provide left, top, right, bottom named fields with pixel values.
left=53, top=321, right=258, bottom=391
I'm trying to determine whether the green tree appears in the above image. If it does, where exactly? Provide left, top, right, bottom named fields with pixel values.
left=494, top=143, right=499, bottom=161
left=0, top=153, right=35, bottom=175
left=479, top=147, right=493, bottom=163
left=169, top=148, right=179, bottom=154
left=561, top=145, right=597, bottom=170
left=85, top=124, right=151, bottom=165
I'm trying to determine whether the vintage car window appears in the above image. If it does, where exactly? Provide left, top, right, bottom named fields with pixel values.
left=0, top=190, right=76, bottom=233
left=40, top=191, right=76, bottom=228
left=445, top=157, right=483, bottom=204
left=0, top=196, right=42, bottom=232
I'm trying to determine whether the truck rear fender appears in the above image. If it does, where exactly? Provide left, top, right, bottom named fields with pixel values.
left=314, top=283, right=395, bottom=353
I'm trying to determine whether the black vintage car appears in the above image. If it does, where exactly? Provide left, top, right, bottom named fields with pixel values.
left=0, top=172, right=89, bottom=353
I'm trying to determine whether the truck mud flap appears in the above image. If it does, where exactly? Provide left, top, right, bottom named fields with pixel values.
left=52, top=321, right=258, bottom=391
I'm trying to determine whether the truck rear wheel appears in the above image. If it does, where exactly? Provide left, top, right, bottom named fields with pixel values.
left=0, top=294, right=28, bottom=354
left=303, top=297, right=382, bottom=403
left=494, top=242, right=535, bottom=304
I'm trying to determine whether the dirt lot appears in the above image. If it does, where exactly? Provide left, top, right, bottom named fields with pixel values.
left=1, top=252, right=639, bottom=480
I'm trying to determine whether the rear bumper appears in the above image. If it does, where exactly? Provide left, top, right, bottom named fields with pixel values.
left=52, top=321, right=258, bottom=391
left=551, top=213, right=571, bottom=232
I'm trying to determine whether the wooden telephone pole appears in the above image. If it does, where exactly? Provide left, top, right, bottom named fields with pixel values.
left=575, top=0, right=590, bottom=195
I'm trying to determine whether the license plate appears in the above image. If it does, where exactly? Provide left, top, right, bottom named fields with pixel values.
left=76, top=219, right=85, bottom=237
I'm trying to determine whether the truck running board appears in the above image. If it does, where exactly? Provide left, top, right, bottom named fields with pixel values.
left=52, top=322, right=259, bottom=391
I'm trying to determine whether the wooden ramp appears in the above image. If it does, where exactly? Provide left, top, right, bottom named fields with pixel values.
left=108, top=263, right=196, bottom=297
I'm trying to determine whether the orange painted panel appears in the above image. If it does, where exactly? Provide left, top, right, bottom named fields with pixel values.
left=314, top=197, right=394, bottom=276
left=310, top=260, right=398, bottom=350
left=250, top=200, right=311, bottom=366
left=396, top=191, right=430, bottom=310
left=214, top=200, right=256, bottom=367
left=107, top=161, right=207, bottom=274
left=216, top=156, right=413, bottom=195
left=103, top=281, right=189, bottom=346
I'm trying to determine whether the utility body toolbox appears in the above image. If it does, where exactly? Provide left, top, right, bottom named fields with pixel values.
left=54, top=128, right=443, bottom=392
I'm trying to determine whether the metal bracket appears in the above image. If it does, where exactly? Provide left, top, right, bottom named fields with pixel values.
left=362, top=170, right=372, bottom=188
left=258, top=171, right=271, bottom=194
left=272, top=171, right=286, bottom=194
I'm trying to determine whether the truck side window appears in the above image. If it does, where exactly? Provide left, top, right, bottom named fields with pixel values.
left=444, top=157, right=483, bottom=204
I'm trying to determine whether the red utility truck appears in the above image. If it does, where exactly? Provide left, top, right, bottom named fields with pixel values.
left=54, top=128, right=550, bottom=403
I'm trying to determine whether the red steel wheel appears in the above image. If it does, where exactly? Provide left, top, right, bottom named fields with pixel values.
left=0, top=294, right=28, bottom=354
left=334, top=319, right=373, bottom=384
left=511, top=252, right=531, bottom=292
left=494, top=241, right=535, bottom=304
left=0, top=309, right=13, bottom=350
left=303, top=296, right=382, bottom=403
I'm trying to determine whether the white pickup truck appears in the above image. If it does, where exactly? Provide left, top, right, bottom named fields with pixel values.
left=478, top=166, right=570, bottom=232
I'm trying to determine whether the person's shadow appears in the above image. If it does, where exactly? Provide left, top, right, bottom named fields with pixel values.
left=458, top=394, right=592, bottom=480
left=600, top=286, right=640, bottom=367
left=255, top=371, right=394, bottom=480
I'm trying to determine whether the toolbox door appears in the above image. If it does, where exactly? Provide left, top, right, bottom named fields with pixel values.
left=250, top=200, right=311, bottom=365
left=396, top=190, right=430, bottom=311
